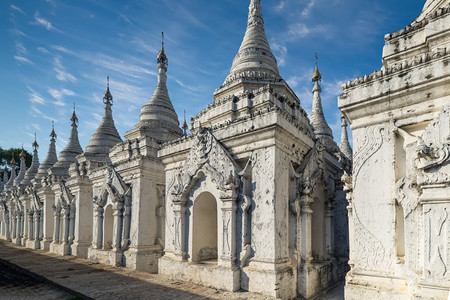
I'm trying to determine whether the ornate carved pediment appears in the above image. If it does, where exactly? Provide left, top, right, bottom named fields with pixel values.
left=59, top=180, right=74, bottom=209
left=94, top=165, right=131, bottom=207
left=29, top=187, right=42, bottom=211
left=0, top=198, right=8, bottom=214
left=12, top=189, right=23, bottom=213
left=170, top=127, right=240, bottom=199
left=416, top=104, right=450, bottom=170
left=295, top=145, right=324, bottom=197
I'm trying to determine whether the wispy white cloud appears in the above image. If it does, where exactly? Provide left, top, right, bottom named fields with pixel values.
left=48, top=88, right=76, bottom=106
left=14, top=56, right=33, bottom=64
left=130, top=37, right=158, bottom=55
left=119, top=14, right=133, bottom=25
left=30, top=93, right=46, bottom=105
left=15, top=41, right=27, bottom=55
left=271, top=42, right=288, bottom=67
left=34, top=12, right=55, bottom=31
left=31, top=123, right=41, bottom=131
left=51, top=45, right=75, bottom=55
left=52, top=45, right=155, bottom=80
left=301, top=0, right=316, bottom=17
left=11, top=5, right=26, bottom=15
left=54, top=57, right=77, bottom=82
left=287, top=23, right=310, bottom=39
left=162, top=0, right=208, bottom=30
left=274, top=1, right=287, bottom=12
left=48, top=88, right=76, bottom=101
left=9, top=29, right=27, bottom=37
left=37, top=47, right=49, bottom=54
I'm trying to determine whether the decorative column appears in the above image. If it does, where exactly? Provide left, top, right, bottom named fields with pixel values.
left=17, top=212, right=23, bottom=243
left=112, top=204, right=123, bottom=251
left=173, top=199, right=187, bottom=261
left=28, top=210, right=34, bottom=241
left=92, top=205, right=103, bottom=249
left=39, top=210, right=44, bottom=240
left=69, top=204, right=75, bottom=244
left=301, top=194, right=314, bottom=263
left=53, top=208, right=61, bottom=243
left=21, top=209, right=28, bottom=244
left=34, top=211, right=41, bottom=243
left=325, top=201, right=334, bottom=260
left=341, top=172, right=354, bottom=268
left=61, top=207, right=70, bottom=244
left=121, top=200, right=131, bottom=249
left=12, top=214, right=17, bottom=239
left=220, top=197, right=237, bottom=267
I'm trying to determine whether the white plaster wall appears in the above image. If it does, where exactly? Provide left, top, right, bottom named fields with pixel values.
left=163, top=168, right=178, bottom=254
left=274, top=149, right=290, bottom=261
left=250, top=146, right=277, bottom=266
left=352, top=124, right=396, bottom=273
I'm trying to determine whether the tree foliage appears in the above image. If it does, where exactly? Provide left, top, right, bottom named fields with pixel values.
left=0, top=147, right=33, bottom=176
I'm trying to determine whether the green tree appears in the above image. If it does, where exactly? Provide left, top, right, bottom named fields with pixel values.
left=0, top=147, right=32, bottom=172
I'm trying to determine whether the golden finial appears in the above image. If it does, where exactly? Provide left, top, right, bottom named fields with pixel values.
left=32, top=133, right=39, bottom=150
left=312, top=53, right=322, bottom=82
left=20, top=146, right=26, bottom=159
left=10, top=155, right=16, bottom=165
left=103, top=76, right=113, bottom=105
left=157, top=32, right=168, bottom=70
left=50, top=121, right=57, bottom=140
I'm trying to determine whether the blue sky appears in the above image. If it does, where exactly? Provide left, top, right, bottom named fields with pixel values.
left=1, top=0, right=425, bottom=157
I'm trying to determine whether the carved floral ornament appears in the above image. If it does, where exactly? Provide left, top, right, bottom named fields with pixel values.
left=414, top=104, right=450, bottom=172
left=93, top=165, right=131, bottom=208
left=28, top=186, right=42, bottom=211
left=12, top=189, right=23, bottom=213
left=289, top=143, right=337, bottom=203
left=170, top=127, right=241, bottom=201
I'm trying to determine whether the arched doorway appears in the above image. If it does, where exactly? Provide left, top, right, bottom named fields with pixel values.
left=192, top=192, right=218, bottom=262
left=103, top=204, right=113, bottom=250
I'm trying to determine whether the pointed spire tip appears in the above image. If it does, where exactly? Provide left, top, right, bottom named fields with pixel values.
left=103, top=76, right=113, bottom=105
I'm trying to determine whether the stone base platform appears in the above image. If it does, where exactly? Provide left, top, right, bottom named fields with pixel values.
left=49, top=241, right=71, bottom=256
left=159, top=256, right=240, bottom=292
left=298, top=259, right=339, bottom=299
left=88, top=247, right=123, bottom=267
left=26, top=239, right=40, bottom=249
left=345, top=272, right=410, bottom=300
left=70, top=241, right=90, bottom=258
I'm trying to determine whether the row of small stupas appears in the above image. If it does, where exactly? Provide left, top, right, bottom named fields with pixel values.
left=0, top=1, right=352, bottom=299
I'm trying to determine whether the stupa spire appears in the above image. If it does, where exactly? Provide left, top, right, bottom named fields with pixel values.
left=85, top=77, right=122, bottom=156
left=125, top=33, right=182, bottom=141
left=310, top=54, right=333, bottom=139
left=13, top=147, right=27, bottom=186
left=22, top=134, right=40, bottom=186
left=2, top=166, right=8, bottom=186
left=340, top=114, right=353, bottom=160
left=5, top=154, right=17, bottom=189
left=50, top=105, right=83, bottom=176
left=182, top=110, right=188, bottom=136
left=35, top=122, right=58, bottom=181
left=224, top=0, right=280, bottom=83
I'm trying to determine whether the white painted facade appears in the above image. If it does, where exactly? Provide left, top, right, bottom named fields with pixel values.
left=339, top=1, right=450, bottom=299
left=0, top=1, right=351, bottom=299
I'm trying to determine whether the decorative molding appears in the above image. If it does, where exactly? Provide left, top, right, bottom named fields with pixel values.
left=93, top=165, right=131, bottom=207
left=353, top=125, right=385, bottom=189
left=170, top=127, right=240, bottom=200
left=394, top=177, right=421, bottom=218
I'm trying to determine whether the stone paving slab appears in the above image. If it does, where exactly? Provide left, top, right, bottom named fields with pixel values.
left=0, top=240, right=344, bottom=299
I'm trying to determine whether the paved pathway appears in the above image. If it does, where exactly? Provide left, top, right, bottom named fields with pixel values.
left=0, top=240, right=344, bottom=299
